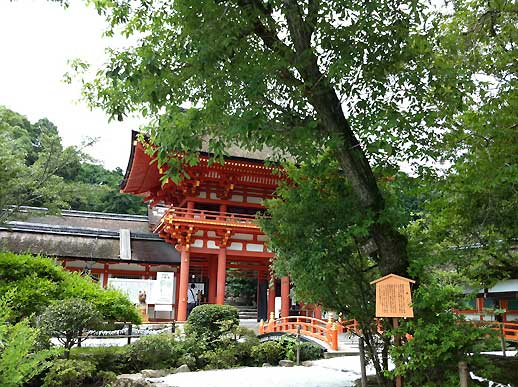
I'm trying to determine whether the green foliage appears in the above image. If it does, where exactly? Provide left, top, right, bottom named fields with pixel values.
left=250, top=341, right=286, bottom=366
left=262, top=157, right=382, bottom=317
left=202, top=345, right=242, bottom=370
left=0, top=291, right=59, bottom=387
left=0, top=252, right=141, bottom=324
left=185, top=304, right=239, bottom=344
left=391, top=283, right=495, bottom=386
left=71, top=346, right=130, bottom=375
left=61, top=271, right=141, bottom=323
left=0, top=252, right=66, bottom=321
left=126, top=333, right=183, bottom=370
left=42, top=359, right=96, bottom=387
left=37, top=299, right=101, bottom=357
left=298, top=342, right=324, bottom=362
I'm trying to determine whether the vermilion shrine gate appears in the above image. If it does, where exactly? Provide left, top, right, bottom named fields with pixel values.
left=121, top=132, right=312, bottom=322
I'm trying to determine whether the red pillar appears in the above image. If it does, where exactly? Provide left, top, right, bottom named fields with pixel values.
left=177, top=247, right=191, bottom=321
left=216, top=248, right=227, bottom=305
left=268, top=277, right=276, bottom=318
left=281, top=276, right=290, bottom=318
left=314, top=305, right=322, bottom=320
left=208, top=257, right=217, bottom=304
left=102, top=263, right=109, bottom=288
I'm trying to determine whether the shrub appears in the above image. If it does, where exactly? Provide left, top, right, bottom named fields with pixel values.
left=71, top=346, right=130, bottom=374
left=62, top=272, right=141, bottom=323
left=299, top=342, right=324, bottom=361
left=126, top=333, right=183, bottom=370
left=391, top=284, right=496, bottom=386
left=42, top=359, right=96, bottom=387
left=177, top=335, right=209, bottom=370
left=37, top=299, right=101, bottom=358
left=0, top=253, right=65, bottom=321
left=250, top=341, right=285, bottom=365
left=233, top=340, right=258, bottom=367
left=186, top=304, right=239, bottom=343
left=200, top=338, right=258, bottom=369
left=203, top=346, right=239, bottom=370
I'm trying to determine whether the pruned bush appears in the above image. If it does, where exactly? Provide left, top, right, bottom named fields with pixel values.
left=186, top=304, right=239, bottom=342
left=203, top=346, right=240, bottom=370
left=250, top=341, right=285, bottom=365
left=42, top=359, right=96, bottom=387
left=126, top=333, right=183, bottom=370
left=298, top=342, right=324, bottom=361
left=37, top=298, right=101, bottom=358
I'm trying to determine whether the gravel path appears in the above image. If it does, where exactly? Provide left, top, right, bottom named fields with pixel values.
left=152, top=357, right=375, bottom=387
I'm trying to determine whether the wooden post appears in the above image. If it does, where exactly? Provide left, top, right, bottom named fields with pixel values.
left=208, top=257, right=217, bottom=304
left=458, top=361, right=469, bottom=387
left=296, top=325, right=301, bottom=366
left=268, top=312, right=275, bottom=332
left=281, top=276, right=290, bottom=318
left=359, top=336, right=368, bottom=387
left=330, top=323, right=338, bottom=351
left=393, top=317, right=402, bottom=387
left=127, top=323, right=132, bottom=345
left=499, top=323, right=506, bottom=357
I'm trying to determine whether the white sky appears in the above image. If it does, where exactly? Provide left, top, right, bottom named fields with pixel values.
left=0, top=0, right=143, bottom=170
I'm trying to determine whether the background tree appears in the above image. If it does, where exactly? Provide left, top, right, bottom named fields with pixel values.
left=0, top=105, right=146, bottom=222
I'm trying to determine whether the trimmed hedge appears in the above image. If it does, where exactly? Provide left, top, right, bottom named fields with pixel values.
left=126, top=333, right=183, bottom=370
left=186, top=304, right=239, bottom=342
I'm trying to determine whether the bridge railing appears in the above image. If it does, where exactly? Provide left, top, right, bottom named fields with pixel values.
left=259, top=315, right=353, bottom=350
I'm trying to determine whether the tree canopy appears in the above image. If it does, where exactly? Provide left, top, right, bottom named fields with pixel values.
left=80, top=0, right=476, bottom=280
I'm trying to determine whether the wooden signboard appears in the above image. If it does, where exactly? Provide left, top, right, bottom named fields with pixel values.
left=370, top=274, right=415, bottom=318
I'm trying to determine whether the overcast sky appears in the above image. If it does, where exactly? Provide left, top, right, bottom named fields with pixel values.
left=0, top=0, right=142, bottom=170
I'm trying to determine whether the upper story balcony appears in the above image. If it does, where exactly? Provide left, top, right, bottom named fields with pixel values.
left=155, top=207, right=262, bottom=234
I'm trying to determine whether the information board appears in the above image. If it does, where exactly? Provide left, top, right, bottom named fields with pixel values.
left=153, top=272, right=175, bottom=305
left=371, top=274, right=415, bottom=318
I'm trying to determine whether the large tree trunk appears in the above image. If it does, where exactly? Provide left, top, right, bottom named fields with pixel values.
left=280, top=1, right=409, bottom=277
left=308, top=80, right=409, bottom=277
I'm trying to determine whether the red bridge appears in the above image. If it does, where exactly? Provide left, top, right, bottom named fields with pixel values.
left=258, top=314, right=358, bottom=351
